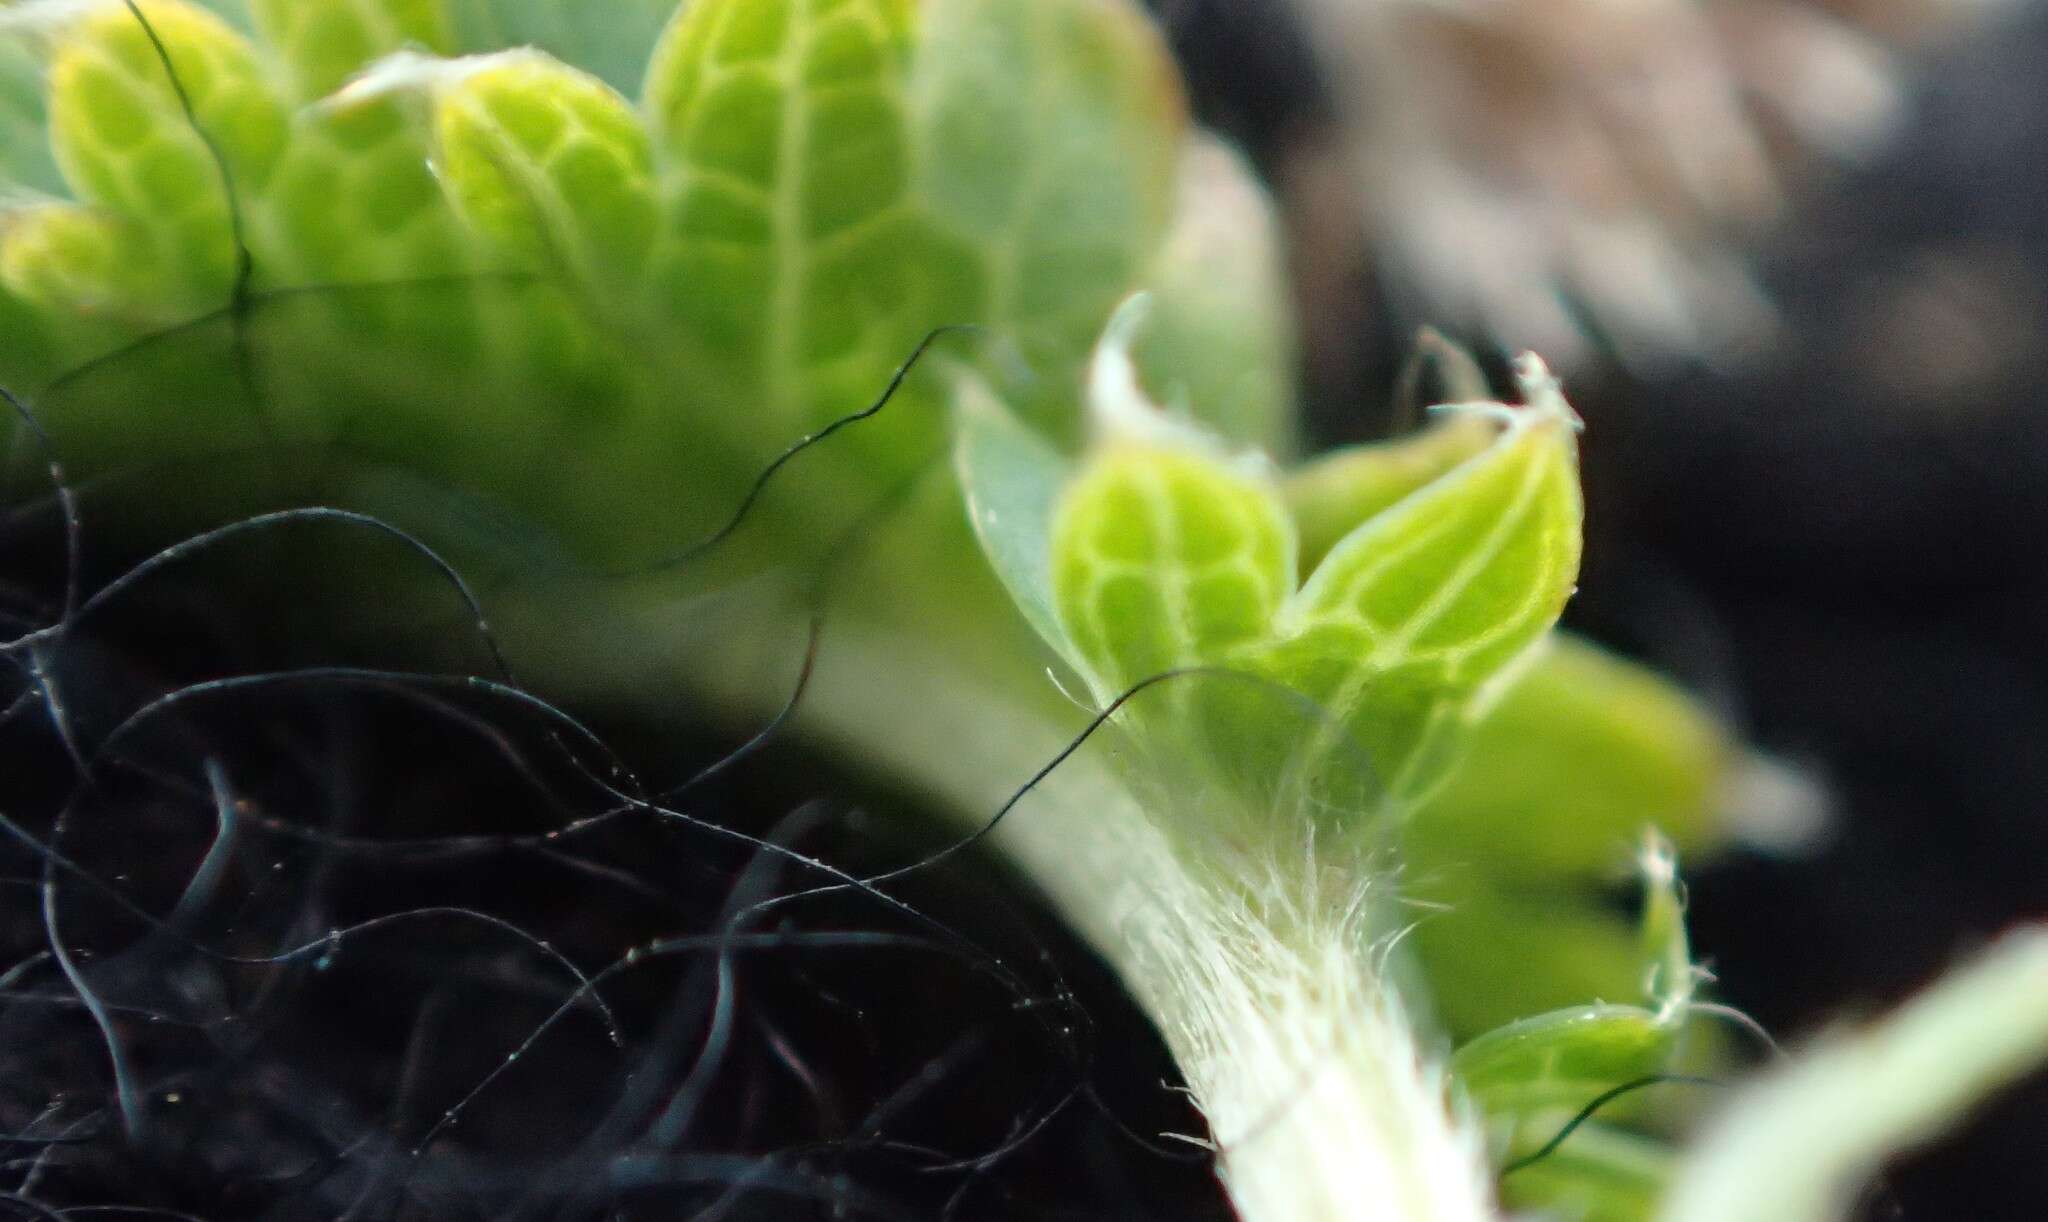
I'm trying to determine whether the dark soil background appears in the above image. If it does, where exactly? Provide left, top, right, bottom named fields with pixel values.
left=0, top=3, right=2044, bottom=1219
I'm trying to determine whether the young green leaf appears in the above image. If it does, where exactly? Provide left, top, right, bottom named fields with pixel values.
left=1051, top=440, right=1295, bottom=694
left=910, top=0, right=1182, bottom=421
left=1047, top=432, right=1352, bottom=831
left=1454, top=1003, right=1675, bottom=1127
left=1007, top=317, right=1587, bottom=845
left=954, top=375, right=1078, bottom=658
left=1450, top=839, right=1696, bottom=1115
left=643, top=0, right=930, bottom=424
left=642, top=0, right=1182, bottom=444
left=1285, top=416, right=1494, bottom=576
left=1447, top=843, right=1702, bottom=1222
left=250, top=0, right=452, bottom=99
left=42, top=0, right=286, bottom=304
left=432, top=52, right=657, bottom=293
left=259, top=95, right=474, bottom=284
left=1638, top=833, right=1695, bottom=1016
left=1254, top=361, right=1583, bottom=798
left=0, top=201, right=173, bottom=317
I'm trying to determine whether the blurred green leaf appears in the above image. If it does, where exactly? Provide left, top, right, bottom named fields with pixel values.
left=1412, top=876, right=1646, bottom=1040
left=1663, top=929, right=2048, bottom=1222
left=1503, top=1125, right=1669, bottom=1222
left=955, top=375, right=1076, bottom=657
left=910, top=0, right=1181, bottom=429
left=1455, top=1003, right=1674, bottom=1128
left=0, top=36, right=62, bottom=196
left=1406, top=634, right=1731, bottom=882
left=1130, top=131, right=1295, bottom=454
left=250, top=0, right=452, bottom=98
left=446, top=0, right=674, bottom=94
left=0, top=200, right=173, bottom=317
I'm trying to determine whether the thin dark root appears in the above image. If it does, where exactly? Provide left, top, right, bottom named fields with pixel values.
left=1499, top=1074, right=1722, bottom=1176
left=0, top=386, right=80, bottom=626
left=120, top=0, right=264, bottom=434
left=36, top=273, right=539, bottom=402
left=1, top=508, right=514, bottom=685
left=609, top=323, right=985, bottom=580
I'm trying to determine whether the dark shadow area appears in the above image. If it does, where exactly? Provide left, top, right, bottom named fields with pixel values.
left=0, top=518, right=1226, bottom=1219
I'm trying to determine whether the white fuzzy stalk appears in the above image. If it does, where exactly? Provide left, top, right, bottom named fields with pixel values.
left=1108, top=852, right=1496, bottom=1222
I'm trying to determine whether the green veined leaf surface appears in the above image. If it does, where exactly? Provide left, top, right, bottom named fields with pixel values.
left=1252, top=401, right=1583, bottom=798
left=1284, top=416, right=1493, bottom=577
left=433, top=53, right=657, bottom=294
left=42, top=0, right=286, bottom=308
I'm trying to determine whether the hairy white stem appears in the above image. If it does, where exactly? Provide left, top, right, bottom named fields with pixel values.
left=521, top=587, right=1498, bottom=1222
left=850, top=634, right=1496, bottom=1222
left=1098, top=852, right=1496, bottom=1222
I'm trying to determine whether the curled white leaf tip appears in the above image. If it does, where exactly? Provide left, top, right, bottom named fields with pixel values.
left=1085, top=292, right=1160, bottom=436
left=1637, top=830, right=1678, bottom=888
left=1719, top=751, right=1834, bottom=856
left=319, top=47, right=549, bottom=112
left=1084, top=292, right=1245, bottom=462
left=1419, top=351, right=1585, bottom=438
left=1512, top=352, right=1586, bottom=433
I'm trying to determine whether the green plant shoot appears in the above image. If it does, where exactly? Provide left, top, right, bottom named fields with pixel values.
left=3, top=3, right=2042, bottom=1220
